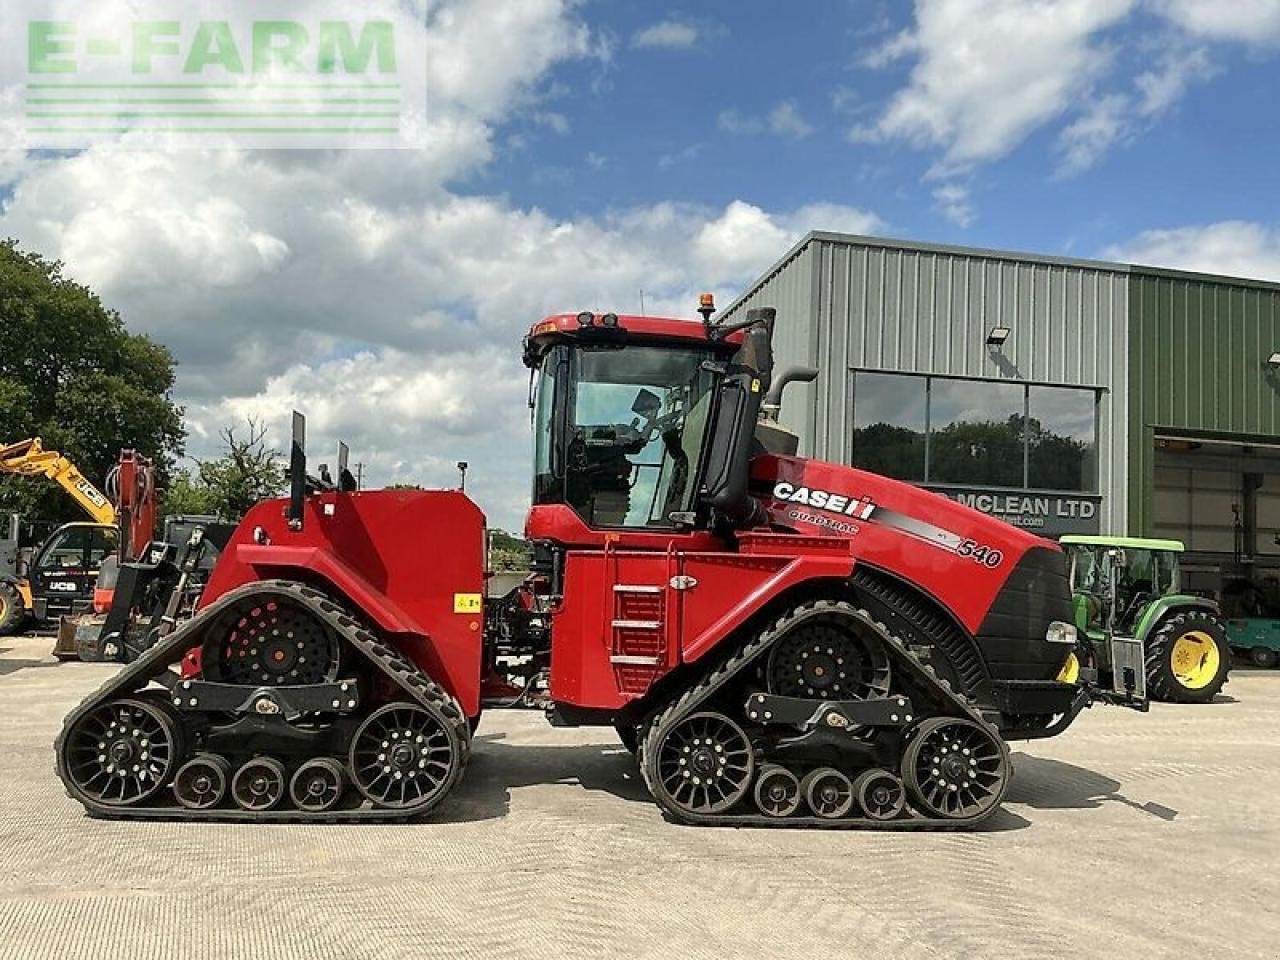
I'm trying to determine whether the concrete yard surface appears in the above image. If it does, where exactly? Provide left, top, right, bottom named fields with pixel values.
left=2, top=632, right=1278, bottom=960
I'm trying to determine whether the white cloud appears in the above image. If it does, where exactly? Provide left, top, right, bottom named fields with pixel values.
left=861, top=0, right=1135, bottom=170
left=718, top=100, right=815, bottom=139
left=932, top=184, right=974, bottom=227
left=2, top=143, right=880, bottom=528
left=1105, top=221, right=1280, bottom=281
left=632, top=19, right=701, bottom=50
left=1149, top=0, right=1280, bottom=44
left=1055, top=44, right=1215, bottom=175
left=1056, top=93, right=1132, bottom=176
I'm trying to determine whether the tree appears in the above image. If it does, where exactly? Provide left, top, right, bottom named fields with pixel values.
left=161, top=419, right=285, bottom=520
left=0, top=240, right=185, bottom=527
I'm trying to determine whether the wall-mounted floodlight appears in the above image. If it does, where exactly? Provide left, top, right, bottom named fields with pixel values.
left=1268, top=351, right=1280, bottom=368
left=986, top=327, right=1011, bottom=347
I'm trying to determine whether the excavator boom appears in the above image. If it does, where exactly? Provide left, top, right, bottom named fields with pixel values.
left=0, top=439, right=117, bottom=526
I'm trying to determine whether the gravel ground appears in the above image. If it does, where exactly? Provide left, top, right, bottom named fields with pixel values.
left=2, top=633, right=1277, bottom=960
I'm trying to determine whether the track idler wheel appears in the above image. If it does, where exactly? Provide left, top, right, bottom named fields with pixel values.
left=650, top=711, right=755, bottom=815
left=289, top=758, right=346, bottom=812
left=232, top=757, right=287, bottom=811
left=61, top=695, right=183, bottom=807
left=901, top=716, right=1009, bottom=820
left=801, top=767, right=855, bottom=819
left=852, top=768, right=906, bottom=821
left=173, top=754, right=231, bottom=810
left=753, top=764, right=801, bottom=818
left=349, top=702, right=463, bottom=812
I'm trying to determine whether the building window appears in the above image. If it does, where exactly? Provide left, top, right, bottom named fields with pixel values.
left=850, top=371, right=1100, bottom=493
left=1027, top=385, right=1098, bottom=493
left=927, top=379, right=1026, bottom=487
left=851, top=372, right=927, bottom=481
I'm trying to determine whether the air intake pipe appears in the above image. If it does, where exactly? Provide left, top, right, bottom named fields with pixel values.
left=701, top=307, right=775, bottom=528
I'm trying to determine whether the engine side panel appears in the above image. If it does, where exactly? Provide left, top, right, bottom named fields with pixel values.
left=753, top=455, right=1070, bottom=681
left=199, top=489, right=487, bottom=715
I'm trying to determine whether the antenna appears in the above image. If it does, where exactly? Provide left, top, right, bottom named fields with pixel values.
left=639, top=289, right=646, bottom=316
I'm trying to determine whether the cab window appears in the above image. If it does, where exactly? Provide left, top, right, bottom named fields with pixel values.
left=37, top=527, right=118, bottom=571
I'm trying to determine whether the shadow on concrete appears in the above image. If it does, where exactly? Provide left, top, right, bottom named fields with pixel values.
left=433, top=731, right=650, bottom=824
left=432, top=731, right=1041, bottom=831
left=1009, top=754, right=1178, bottom=821
left=0, top=657, right=61, bottom=678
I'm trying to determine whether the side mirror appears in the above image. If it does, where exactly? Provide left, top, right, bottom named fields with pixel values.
left=632, top=388, right=661, bottom=419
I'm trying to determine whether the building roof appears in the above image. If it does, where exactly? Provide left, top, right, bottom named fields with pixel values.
left=720, top=230, right=1280, bottom=321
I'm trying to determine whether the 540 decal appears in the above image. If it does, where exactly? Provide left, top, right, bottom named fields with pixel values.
left=956, top=539, right=1003, bottom=569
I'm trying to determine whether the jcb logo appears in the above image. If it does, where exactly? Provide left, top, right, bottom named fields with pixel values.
left=75, top=479, right=108, bottom=508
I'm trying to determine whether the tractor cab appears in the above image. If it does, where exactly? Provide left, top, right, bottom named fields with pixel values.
left=523, top=313, right=731, bottom=532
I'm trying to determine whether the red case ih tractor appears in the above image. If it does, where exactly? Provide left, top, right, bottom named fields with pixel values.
left=56, top=306, right=1143, bottom=828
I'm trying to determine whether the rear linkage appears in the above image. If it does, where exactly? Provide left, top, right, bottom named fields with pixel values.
left=638, top=599, right=1012, bottom=829
left=54, top=580, right=471, bottom=823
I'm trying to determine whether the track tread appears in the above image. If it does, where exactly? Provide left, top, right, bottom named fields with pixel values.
left=54, top=579, right=470, bottom=823
left=639, top=598, right=1009, bottom=830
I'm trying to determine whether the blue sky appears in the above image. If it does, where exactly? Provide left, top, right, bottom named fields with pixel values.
left=2, top=0, right=1279, bottom=530
left=491, top=1, right=1279, bottom=264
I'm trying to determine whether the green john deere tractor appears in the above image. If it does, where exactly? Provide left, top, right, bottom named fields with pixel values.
left=1061, top=536, right=1231, bottom=704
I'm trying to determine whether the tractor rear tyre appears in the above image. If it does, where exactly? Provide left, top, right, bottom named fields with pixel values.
left=1146, top=610, right=1231, bottom=704
left=0, top=581, right=25, bottom=637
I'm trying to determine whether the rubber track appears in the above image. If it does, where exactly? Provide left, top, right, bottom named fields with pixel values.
left=54, top=579, right=471, bottom=823
left=638, top=599, right=1011, bottom=830
left=851, top=568, right=987, bottom=696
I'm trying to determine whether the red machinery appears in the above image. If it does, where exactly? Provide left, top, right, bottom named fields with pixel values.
left=56, top=305, right=1141, bottom=827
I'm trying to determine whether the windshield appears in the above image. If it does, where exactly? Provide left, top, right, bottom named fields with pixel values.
left=532, top=343, right=718, bottom=527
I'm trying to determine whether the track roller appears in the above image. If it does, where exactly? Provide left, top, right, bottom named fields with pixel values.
left=900, top=716, right=1008, bottom=820
left=753, top=764, right=801, bottom=818
left=289, top=758, right=346, bottom=812
left=60, top=696, right=183, bottom=808
left=173, top=754, right=231, bottom=810
left=801, top=767, right=855, bottom=819
left=852, top=768, right=905, bottom=821
left=231, top=757, right=286, bottom=811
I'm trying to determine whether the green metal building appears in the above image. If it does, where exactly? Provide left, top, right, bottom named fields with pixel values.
left=724, top=232, right=1280, bottom=593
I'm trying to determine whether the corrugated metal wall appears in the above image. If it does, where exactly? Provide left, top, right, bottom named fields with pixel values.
left=725, top=234, right=1132, bottom=532
left=1129, top=271, right=1280, bottom=534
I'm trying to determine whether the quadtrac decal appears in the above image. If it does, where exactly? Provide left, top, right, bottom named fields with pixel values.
left=770, top=481, right=1005, bottom=568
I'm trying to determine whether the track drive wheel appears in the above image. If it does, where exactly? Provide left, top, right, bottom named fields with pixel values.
left=901, top=717, right=1008, bottom=820
left=289, top=758, right=346, bottom=812
left=0, top=581, right=25, bottom=636
left=60, top=695, right=184, bottom=807
left=852, top=768, right=906, bottom=821
left=231, top=757, right=286, bottom=811
left=765, top=608, right=891, bottom=701
left=1146, top=611, right=1231, bottom=703
left=349, top=702, right=463, bottom=813
left=753, top=764, right=801, bottom=818
left=202, top=594, right=340, bottom=686
left=801, top=767, right=855, bottom=819
left=648, top=711, right=755, bottom=816
left=173, top=754, right=231, bottom=810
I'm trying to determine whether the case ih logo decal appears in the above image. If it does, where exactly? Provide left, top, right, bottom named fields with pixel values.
left=770, top=481, right=1004, bottom=569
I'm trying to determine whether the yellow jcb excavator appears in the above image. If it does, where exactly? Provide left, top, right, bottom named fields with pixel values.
left=0, top=439, right=154, bottom=635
